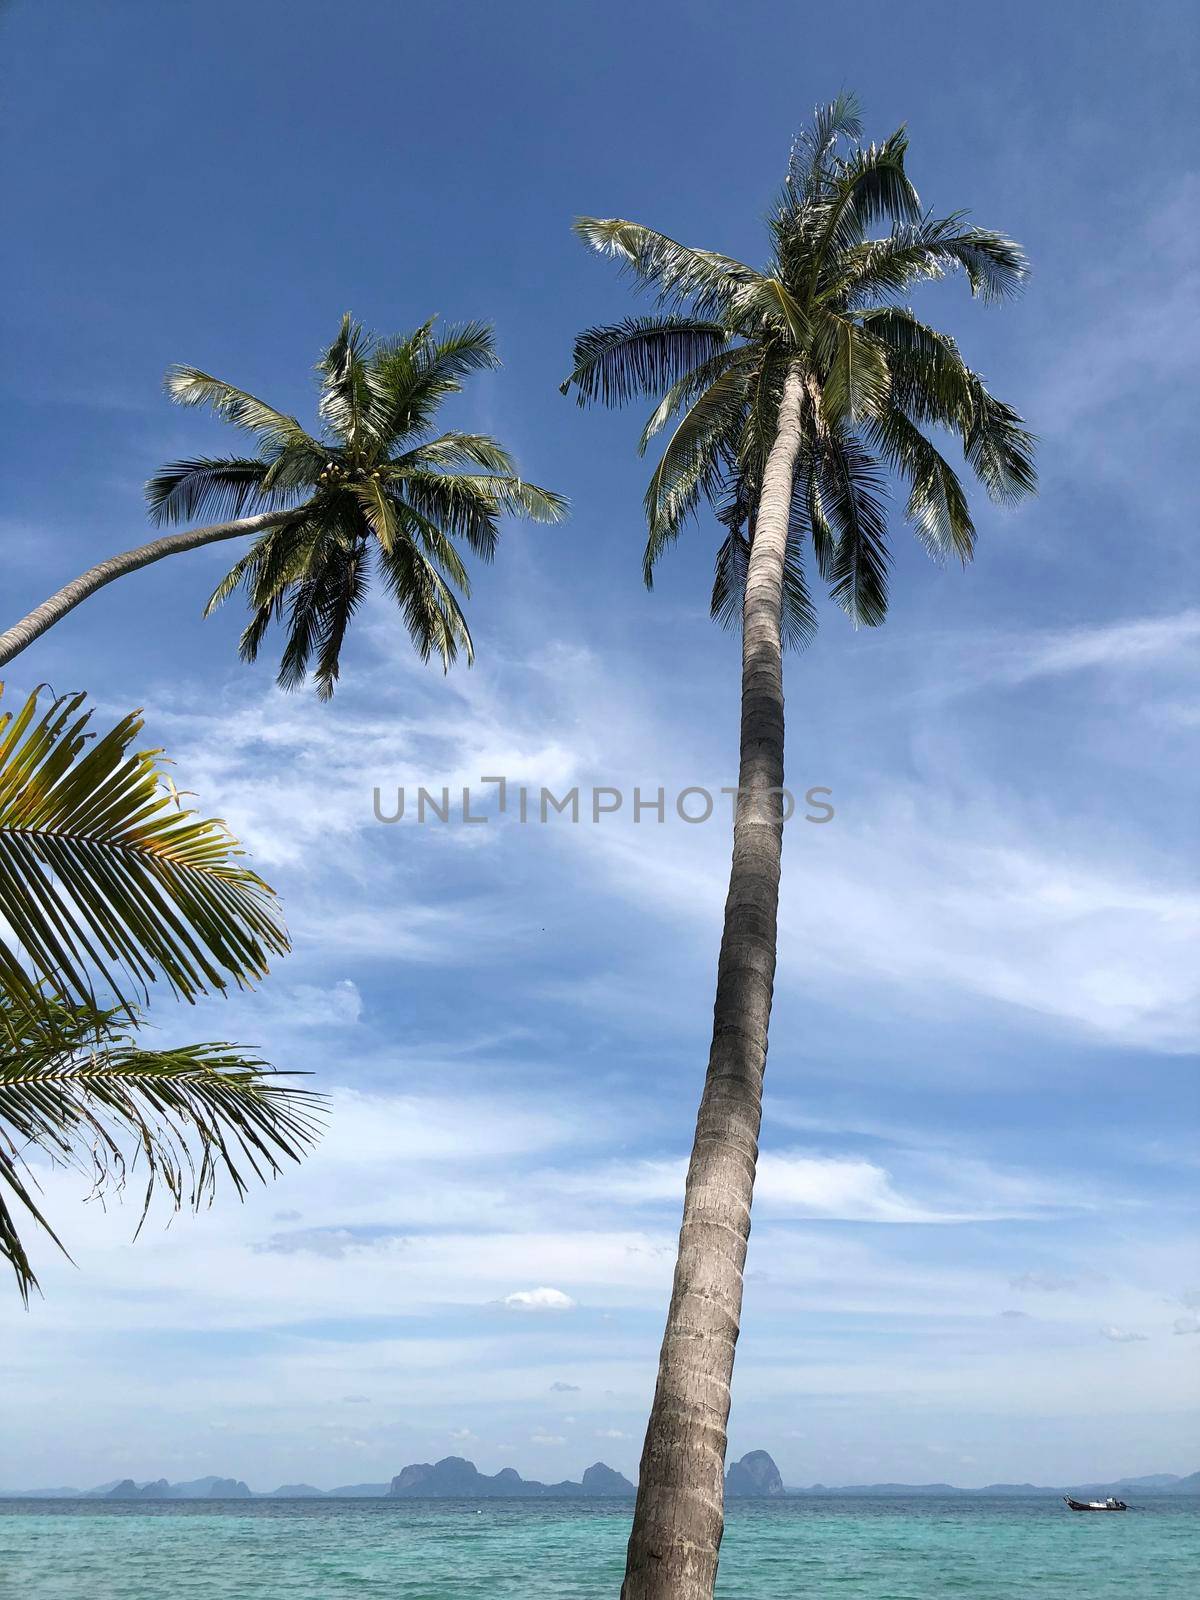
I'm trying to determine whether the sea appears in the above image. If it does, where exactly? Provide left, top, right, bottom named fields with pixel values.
left=1, top=1495, right=1196, bottom=1598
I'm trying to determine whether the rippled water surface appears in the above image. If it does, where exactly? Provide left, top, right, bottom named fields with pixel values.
left=2, top=1495, right=1196, bottom=1598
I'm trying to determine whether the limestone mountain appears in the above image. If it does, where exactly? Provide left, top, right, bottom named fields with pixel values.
left=387, top=1456, right=634, bottom=1498
left=725, top=1451, right=784, bottom=1497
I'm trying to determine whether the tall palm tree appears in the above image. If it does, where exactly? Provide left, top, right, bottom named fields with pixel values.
left=563, top=95, right=1036, bottom=1600
left=0, top=682, right=322, bottom=1299
left=0, top=317, right=567, bottom=692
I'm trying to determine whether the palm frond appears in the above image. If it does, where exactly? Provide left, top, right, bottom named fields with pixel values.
left=267, top=520, right=361, bottom=693
left=637, top=346, right=756, bottom=455
left=866, top=311, right=1036, bottom=500
left=840, top=216, right=1028, bottom=306
left=817, top=431, right=892, bottom=625
left=394, top=433, right=516, bottom=473
left=826, top=128, right=922, bottom=243
left=164, top=368, right=316, bottom=455
left=204, top=518, right=323, bottom=619
left=316, top=313, right=379, bottom=453
left=377, top=538, right=474, bottom=668
left=292, top=540, right=371, bottom=701
left=350, top=478, right=401, bottom=554
left=398, top=470, right=566, bottom=562
left=392, top=501, right=473, bottom=595
left=459, top=475, right=568, bottom=525
left=788, top=93, right=863, bottom=200
left=643, top=366, right=749, bottom=584
left=0, top=686, right=288, bottom=1012
left=572, top=218, right=763, bottom=316
left=866, top=409, right=975, bottom=560
left=943, top=228, right=1029, bottom=301
left=729, top=276, right=810, bottom=345
left=562, top=315, right=732, bottom=407
left=371, top=321, right=499, bottom=443
left=145, top=457, right=306, bottom=527
left=393, top=472, right=501, bottom=564
left=816, top=314, right=892, bottom=426
left=0, top=990, right=322, bottom=1302
left=710, top=527, right=750, bottom=633
left=962, top=382, right=1038, bottom=502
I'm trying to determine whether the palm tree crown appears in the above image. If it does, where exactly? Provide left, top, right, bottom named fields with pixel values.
left=151, top=316, right=567, bottom=697
left=563, top=93, right=1036, bottom=641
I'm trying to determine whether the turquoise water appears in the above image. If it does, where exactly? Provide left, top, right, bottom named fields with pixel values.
left=1, top=1496, right=1196, bottom=1598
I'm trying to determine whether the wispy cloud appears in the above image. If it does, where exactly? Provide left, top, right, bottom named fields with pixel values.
left=1002, top=610, right=1200, bottom=684
left=562, top=1144, right=1100, bottom=1227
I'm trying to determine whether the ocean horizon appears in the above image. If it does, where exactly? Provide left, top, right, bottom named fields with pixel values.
left=3, top=1493, right=1197, bottom=1598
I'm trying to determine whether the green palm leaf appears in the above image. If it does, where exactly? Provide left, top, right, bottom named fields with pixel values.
left=643, top=365, right=749, bottom=583
left=145, top=457, right=306, bottom=527
left=0, top=684, right=288, bottom=1012
left=963, top=382, right=1039, bottom=502
left=164, top=367, right=317, bottom=456
left=867, top=408, right=975, bottom=560
left=816, top=430, right=892, bottom=626
left=572, top=217, right=764, bottom=316
left=372, top=321, right=499, bottom=443
left=816, top=314, right=892, bottom=426
left=396, top=433, right=517, bottom=473
left=787, top=92, right=864, bottom=197
left=562, top=315, right=732, bottom=407
left=638, top=346, right=756, bottom=455
left=0, top=989, right=322, bottom=1302
left=836, top=217, right=1029, bottom=306
left=316, top=313, right=380, bottom=452
left=377, top=538, right=474, bottom=667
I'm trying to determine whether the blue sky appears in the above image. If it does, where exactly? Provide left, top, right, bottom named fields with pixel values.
left=2, top=0, right=1197, bottom=1491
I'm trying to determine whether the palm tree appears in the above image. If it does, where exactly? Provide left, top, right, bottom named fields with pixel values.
left=0, top=317, right=567, bottom=692
left=563, top=95, right=1036, bottom=1600
left=0, top=682, right=322, bottom=1299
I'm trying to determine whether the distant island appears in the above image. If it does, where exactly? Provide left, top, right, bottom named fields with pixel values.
left=388, top=1457, right=634, bottom=1498
left=4, top=1452, right=1198, bottom=1500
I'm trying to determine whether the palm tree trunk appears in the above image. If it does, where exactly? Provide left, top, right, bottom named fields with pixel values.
left=621, top=362, right=806, bottom=1600
left=0, top=512, right=292, bottom=669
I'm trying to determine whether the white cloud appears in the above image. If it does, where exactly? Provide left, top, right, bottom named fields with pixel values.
left=1100, top=1326, right=1148, bottom=1344
left=1005, top=610, right=1200, bottom=682
left=585, top=790, right=1200, bottom=1054
left=504, top=1288, right=576, bottom=1313
left=561, top=1149, right=1082, bottom=1226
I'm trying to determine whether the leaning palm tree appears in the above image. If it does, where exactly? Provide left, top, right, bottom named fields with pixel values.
left=563, top=95, right=1036, bottom=1600
left=0, top=317, right=566, bottom=693
left=0, top=682, right=322, bottom=1299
